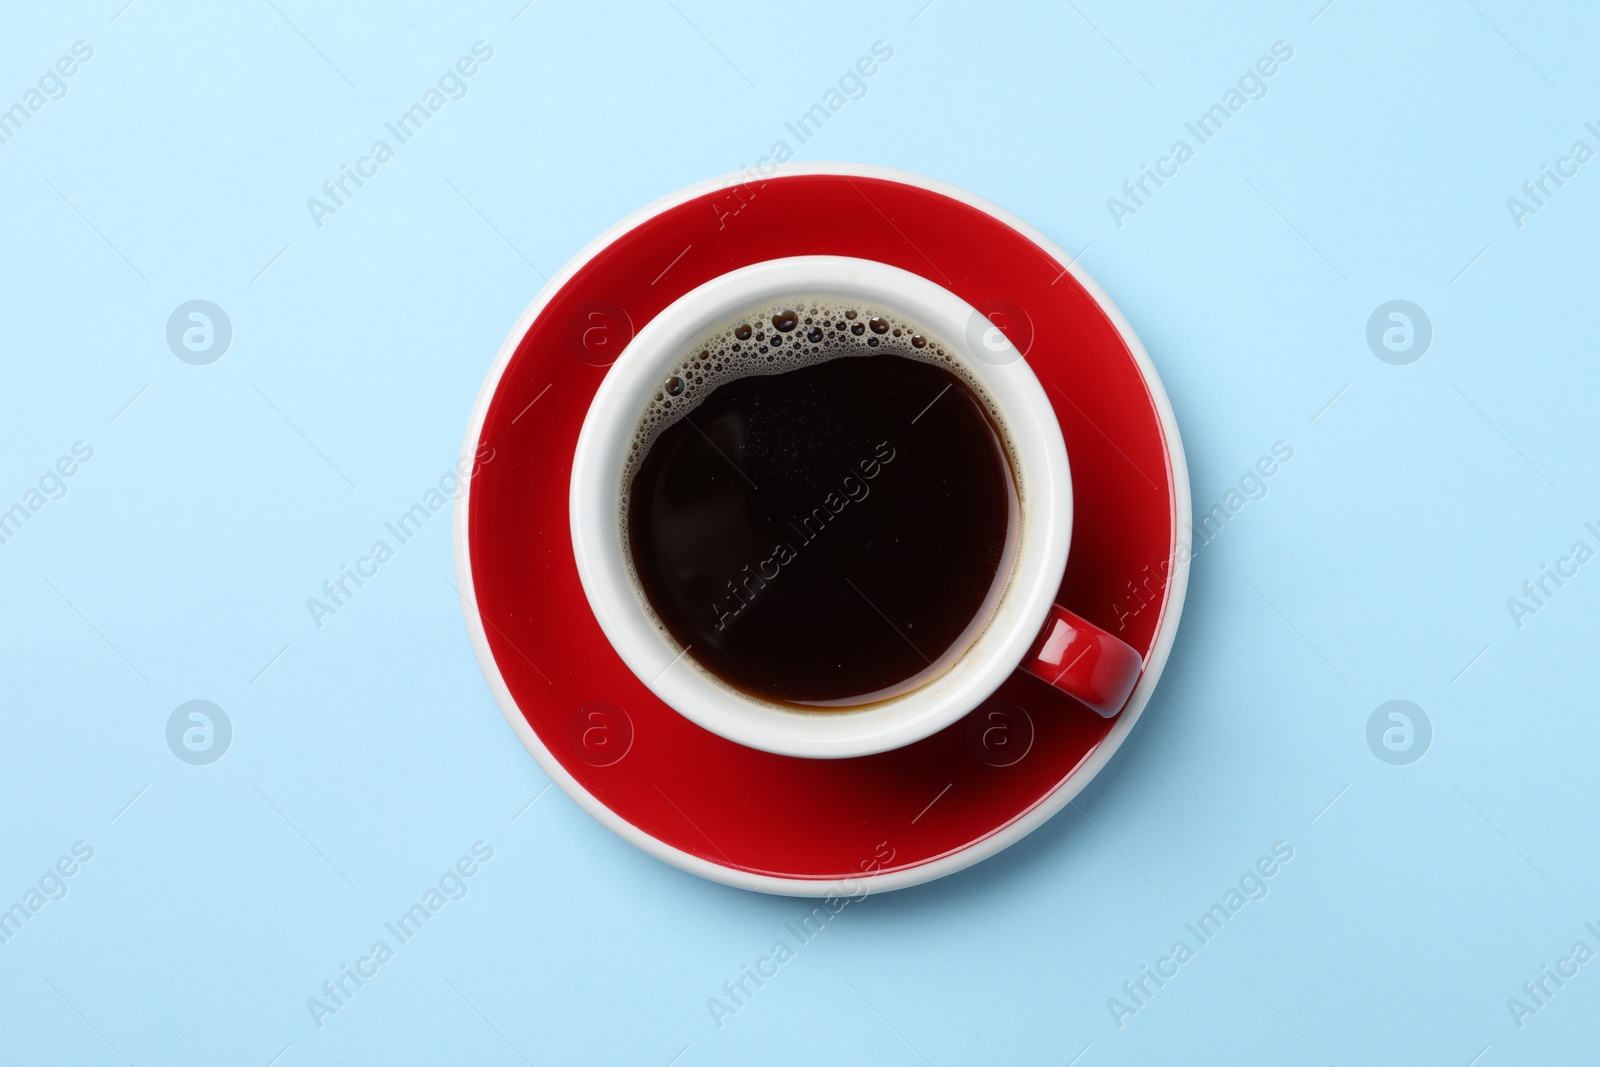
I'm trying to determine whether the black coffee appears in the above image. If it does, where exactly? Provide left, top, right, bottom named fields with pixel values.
left=625, top=303, right=1016, bottom=708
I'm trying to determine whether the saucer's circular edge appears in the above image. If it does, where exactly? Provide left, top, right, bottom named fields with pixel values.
left=452, top=162, right=1192, bottom=897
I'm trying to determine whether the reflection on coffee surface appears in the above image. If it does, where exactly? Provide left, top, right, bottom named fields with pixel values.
left=624, top=301, right=1018, bottom=708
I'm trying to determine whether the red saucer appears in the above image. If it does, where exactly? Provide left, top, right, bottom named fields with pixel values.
left=454, top=165, right=1189, bottom=894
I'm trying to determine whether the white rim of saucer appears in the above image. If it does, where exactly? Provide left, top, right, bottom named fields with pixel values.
left=452, top=162, right=1193, bottom=897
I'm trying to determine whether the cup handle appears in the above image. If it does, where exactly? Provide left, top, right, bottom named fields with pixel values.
left=1019, top=604, right=1144, bottom=717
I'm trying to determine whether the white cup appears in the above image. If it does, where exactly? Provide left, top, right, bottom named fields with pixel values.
left=570, top=256, right=1140, bottom=759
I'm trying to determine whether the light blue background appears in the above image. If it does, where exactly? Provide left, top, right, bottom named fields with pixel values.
left=2, top=1, right=1596, bottom=1063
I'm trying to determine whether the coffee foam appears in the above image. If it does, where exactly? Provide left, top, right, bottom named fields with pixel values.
left=622, top=297, right=1018, bottom=496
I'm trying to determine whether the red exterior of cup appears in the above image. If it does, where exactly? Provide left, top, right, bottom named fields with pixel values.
left=1020, top=604, right=1144, bottom=717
